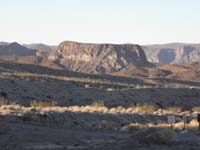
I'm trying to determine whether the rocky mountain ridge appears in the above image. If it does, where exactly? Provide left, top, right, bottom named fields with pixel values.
left=47, top=41, right=152, bottom=73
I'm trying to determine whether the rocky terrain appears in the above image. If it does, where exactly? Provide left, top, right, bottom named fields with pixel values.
left=0, top=41, right=199, bottom=150
left=143, top=43, right=200, bottom=65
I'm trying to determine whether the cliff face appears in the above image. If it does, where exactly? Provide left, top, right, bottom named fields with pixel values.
left=47, top=41, right=152, bottom=73
left=143, top=44, right=200, bottom=65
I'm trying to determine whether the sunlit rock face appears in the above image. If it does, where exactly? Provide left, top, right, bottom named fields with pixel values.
left=47, top=41, right=152, bottom=73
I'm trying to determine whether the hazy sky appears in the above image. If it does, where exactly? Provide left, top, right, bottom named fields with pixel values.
left=0, top=0, right=199, bottom=45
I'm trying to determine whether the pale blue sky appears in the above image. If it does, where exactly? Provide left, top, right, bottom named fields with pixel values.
left=0, top=0, right=199, bottom=45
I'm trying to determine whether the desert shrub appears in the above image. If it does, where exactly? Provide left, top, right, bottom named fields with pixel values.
left=192, top=106, right=200, bottom=112
left=137, top=103, right=158, bottom=114
left=30, top=100, right=57, bottom=108
left=164, top=107, right=182, bottom=114
left=91, top=101, right=105, bottom=107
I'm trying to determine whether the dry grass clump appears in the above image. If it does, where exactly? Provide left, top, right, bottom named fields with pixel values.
left=0, top=108, right=12, bottom=116
left=192, top=106, right=200, bottom=112
left=27, top=102, right=160, bottom=115
left=156, top=123, right=171, bottom=128
left=163, top=107, right=182, bottom=114
left=136, top=103, right=158, bottom=114
left=0, top=103, right=24, bottom=116
left=30, top=100, right=57, bottom=108
left=188, top=119, right=199, bottom=129
left=122, top=121, right=192, bottom=132
left=91, top=101, right=105, bottom=108
left=174, top=122, right=184, bottom=130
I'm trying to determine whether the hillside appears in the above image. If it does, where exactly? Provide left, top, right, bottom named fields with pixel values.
left=0, top=42, right=36, bottom=56
left=0, top=61, right=199, bottom=109
left=113, top=62, right=200, bottom=82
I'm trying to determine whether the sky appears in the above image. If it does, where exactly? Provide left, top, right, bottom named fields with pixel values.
left=0, top=0, right=200, bottom=45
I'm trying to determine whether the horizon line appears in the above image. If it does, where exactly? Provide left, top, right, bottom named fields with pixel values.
left=1, top=40, right=200, bottom=46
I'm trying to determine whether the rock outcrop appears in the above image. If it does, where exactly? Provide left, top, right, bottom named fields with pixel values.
left=47, top=41, right=152, bottom=73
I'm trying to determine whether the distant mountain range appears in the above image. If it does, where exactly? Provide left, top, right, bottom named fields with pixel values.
left=0, top=41, right=199, bottom=80
left=1, top=41, right=199, bottom=65
left=142, top=43, right=200, bottom=65
left=0, top=41, right=152, bottom=73
left=23, top=43, right=55, bottom=51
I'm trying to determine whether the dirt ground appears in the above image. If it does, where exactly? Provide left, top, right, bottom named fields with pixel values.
left=1, top=118, right=200, bottom=150
left=0, top=119, right=129, bottom=150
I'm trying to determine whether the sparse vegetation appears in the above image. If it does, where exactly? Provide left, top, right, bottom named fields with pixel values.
left=164, top=107, right=182, bottom=114
left=192, top=106, right=200, bottom=112
left=136, top=103, right=158, bottom=114
left=91, top=101, right=105, bottom=107
left=30, top=100, right=57, bottom=108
